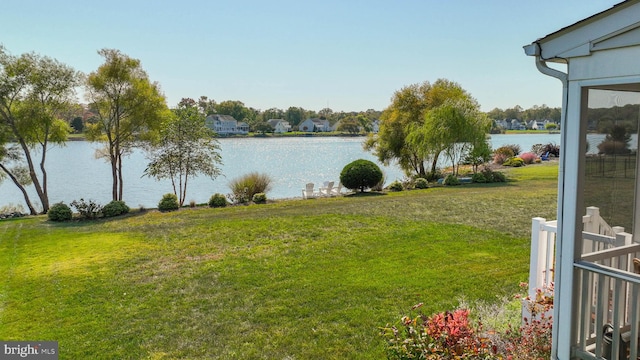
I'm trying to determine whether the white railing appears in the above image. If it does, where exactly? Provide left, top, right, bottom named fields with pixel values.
left=529, top=206, right=639, bottom=360
left=574, top=243, right=640, bottom=359
left=528, top=207, right=628, bottom=300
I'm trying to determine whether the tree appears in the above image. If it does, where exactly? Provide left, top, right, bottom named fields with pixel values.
left=285, top=106, right=306, bottom=127
left=71, top=116, right=84, bottom=133
left=143, top=98, right=222, bottom=206
left=365, top=79, right=473, bottom=179
left=262, top=107, right=284, bottom=122
left=85, top=48, right=169, bottom=202
left=318, top=107, right=334, bottom=120
left=337, top=116, right=361, bottom=134
left=408, top=98, right=490, bottom=176
left=340, top=159, right=383, bottom=193
left=0, top=47, right=80, bottom=214
left=216, top=100, right=250, bottom=122
left=197, top=96, right=216, bottom=116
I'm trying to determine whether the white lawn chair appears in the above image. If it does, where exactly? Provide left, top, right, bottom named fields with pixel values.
left=330, top=182, right=343, bottom=196
left=319, top=181, right=334, bottom=196
left=302, top=183, right=317, bottom=199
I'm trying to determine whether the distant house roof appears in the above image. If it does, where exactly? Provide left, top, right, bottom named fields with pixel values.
left=267, top=119, right=284, bottom=127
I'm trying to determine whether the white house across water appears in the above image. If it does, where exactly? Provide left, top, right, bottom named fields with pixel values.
left=524, top=0, right=640, bottom=359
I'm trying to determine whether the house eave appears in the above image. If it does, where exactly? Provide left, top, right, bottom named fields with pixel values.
left=524, top=0, right=640, bottom=61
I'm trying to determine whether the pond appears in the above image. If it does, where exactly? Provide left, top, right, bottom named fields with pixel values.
left=0, top=133, right=562, bottom=210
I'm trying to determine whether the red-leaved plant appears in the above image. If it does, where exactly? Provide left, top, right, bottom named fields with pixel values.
left=503, top=282, right=553, bottom=360
left=381, top=304, right=500, bottom=359
left=381, top=282, right=554, bottom=359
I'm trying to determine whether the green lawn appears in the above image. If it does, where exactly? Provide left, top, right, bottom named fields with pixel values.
left=0, top=162, right=558, bottom=359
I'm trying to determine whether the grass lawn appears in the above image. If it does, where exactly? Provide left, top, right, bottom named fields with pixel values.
left=0, top=162, right=558, bottom=359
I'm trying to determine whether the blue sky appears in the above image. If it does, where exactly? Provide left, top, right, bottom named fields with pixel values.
left=0, top=0, right=623, bottom=112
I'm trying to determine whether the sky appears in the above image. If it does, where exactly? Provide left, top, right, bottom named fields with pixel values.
left=0, top=0, right=625, bottom=113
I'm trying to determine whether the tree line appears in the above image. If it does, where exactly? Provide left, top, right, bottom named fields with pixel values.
left=67, top=97, right=383, bottom=135
left=0, top=45, right=558, bottom=216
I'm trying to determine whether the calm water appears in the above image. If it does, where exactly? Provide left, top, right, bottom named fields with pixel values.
left=0, top=134, right=562, bottom=210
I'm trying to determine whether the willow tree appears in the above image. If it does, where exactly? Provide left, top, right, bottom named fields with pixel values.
left=85, top=49, right=169, bottom=201
left=143, top=98, right=223, bottom=206
left=364, top=79, right=474, bottom=179
left=408, top=98, right=490, bottom=176
left=0, top=48, right=79, bottom=214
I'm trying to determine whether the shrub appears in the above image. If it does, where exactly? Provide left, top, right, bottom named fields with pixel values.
left=0, top=203, right=25, bottom=215
left=70, top=198, right=103, bottom=220
left=252, top=192, right=267, bottom=204
left=443, top=174, right=460, bottom=186
left=387, top=180, right=403, bottom=191
left=492, top=152, right=509, bottom=165
left=422, top=170, right=443, bottom=182
left=537, top=142, right=560, bottom=157
left=414, top=177, right=428, bottom=189
left=228, top=172, right=273, bottom=204
left=340, top=159, right=383, bottom=193
left=380, top=282, right=554, bottom=360
left=503, top=157, right=525, bottom=167
left=48, top=202, right=72, bottom=222
left=597, top=140, right=631, bottom=155
left=208, top=193, right=228, bottom=208
left=519, top=152, right=537, bottom=165
left=371, top=172, right=387, bottom=192
left=531, top=143, right=545, bottom=155
left=503, top=144, right=521, bottom=156
left=102, top=200, right=130, bottom=218
left=503, top=282, right=554, bottom=359
left=381, top=305, right=499, bottom=359
left=471, top=172, right=487, bottom=183
left=481, top=168, right=507, bottom=183
left=158, top=193, right=179, bottom=212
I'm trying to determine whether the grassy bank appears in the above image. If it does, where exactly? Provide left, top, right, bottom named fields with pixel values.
left=0, top=163, right=558, bottom=359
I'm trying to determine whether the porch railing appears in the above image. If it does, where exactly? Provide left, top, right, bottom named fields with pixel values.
left=529, top=206, right=639, bottom=360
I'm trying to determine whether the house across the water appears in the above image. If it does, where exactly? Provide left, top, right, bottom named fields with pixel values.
left=205, top=114, right=249, bottom=135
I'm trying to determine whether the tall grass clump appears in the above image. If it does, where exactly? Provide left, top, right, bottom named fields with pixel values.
left=228, top=172, right=273, bottom=204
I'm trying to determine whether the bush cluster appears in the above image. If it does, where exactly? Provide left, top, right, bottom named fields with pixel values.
left=443, top=174, right=460, bottom=186
left=481, top=168, right=507, bottom=183
left=519, top=152, right=538, bottom=164
left=252, top=193, right=267, bottom=204
left=48, top=202, right=72, bottom=222
left=102, top=200, right=130, bottom=218
left=387, top=180, right=403, bottom=192
left=158, top=193, right=179, bottom=212
left=503, top=157, right=525, bottom=167
left=531, top=142, right=560, bottom=157
left=381, top=282, right=554, bottom=360
left=208, top=193, right=228, bottom=208
left=228, top=172, right=273, bottom=204
left=597, top=140, right=631, bottom=155
left=471, top=172, right=487, bottom=183
left=414, top=178, right=428, bottom=189
left=71, top=198, right=103, bottom=220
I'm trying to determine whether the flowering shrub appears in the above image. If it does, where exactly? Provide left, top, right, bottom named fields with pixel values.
left=519, top=152, right=537, bottom=165
left=502, top=157, right=525, bottom=167
left=381, top=305, right=500, bottom=359
left=492, top=153, right=510, bottom=165
left=382, top=282, right=554, bottom=360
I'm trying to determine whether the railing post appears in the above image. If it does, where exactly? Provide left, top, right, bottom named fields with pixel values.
left=612, top=227, right=630, bottom=246
left=584, top=206, right=600, bottom=233
left=526, top=217, right=549, bottom=323
left=530, top=217, right=548, bottom=291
